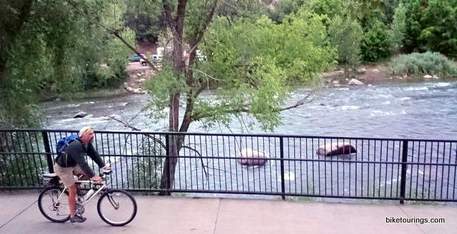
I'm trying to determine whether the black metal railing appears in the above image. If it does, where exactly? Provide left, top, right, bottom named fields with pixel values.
left=0, top=129, right=456, bottom=203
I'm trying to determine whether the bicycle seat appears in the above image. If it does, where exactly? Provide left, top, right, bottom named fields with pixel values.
left=43, top=173, right=58, bottom=178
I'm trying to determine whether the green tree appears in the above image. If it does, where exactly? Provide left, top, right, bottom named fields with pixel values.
left=267, top=0, right=306, bottom=23
left=124, top=0, right=165, bottom=43
left=0, top=0, right=133, bottom=128
left=361, top=18, right=392, bottom=62
left=328, top=15, right=363, bottom=77
left=403, top=0, right=457, bottom=57
left=389, top=2, right=407, bottom=53
left=145, top=2, right=335, bottom=191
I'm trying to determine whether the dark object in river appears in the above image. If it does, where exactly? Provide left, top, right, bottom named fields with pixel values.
left=317, top=143, right=357, bottom=156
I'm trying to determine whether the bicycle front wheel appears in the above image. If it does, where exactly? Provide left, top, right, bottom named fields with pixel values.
left=97, top=189, right=137, bottom=226
left=38, top=187, right=70, bottom=222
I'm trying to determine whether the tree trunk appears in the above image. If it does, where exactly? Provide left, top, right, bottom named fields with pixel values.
left=159, top=0, right=188, bottom=194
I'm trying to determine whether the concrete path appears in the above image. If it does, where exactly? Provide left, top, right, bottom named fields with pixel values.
left=1, top=191, right=456, bottom=234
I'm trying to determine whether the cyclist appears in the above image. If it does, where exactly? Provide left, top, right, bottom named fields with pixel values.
left=54, top=127, right=110, bottom=223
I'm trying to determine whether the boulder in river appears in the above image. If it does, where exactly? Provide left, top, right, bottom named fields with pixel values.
left=73, top=111, right=88, bottom=118
left=317, top=143, right=357, bottom=156
left=348, top=79, right=364, bottom=86
left=238, top=148, right=268, bottom=166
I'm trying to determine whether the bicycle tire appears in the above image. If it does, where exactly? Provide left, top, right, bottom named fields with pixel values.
left=97, top=189, right=137, bottom=226
left=38, top=187, right=70, bottom=223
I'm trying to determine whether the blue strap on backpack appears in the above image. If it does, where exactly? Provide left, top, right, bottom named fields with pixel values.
left=56, top=134, right=79, bottom=155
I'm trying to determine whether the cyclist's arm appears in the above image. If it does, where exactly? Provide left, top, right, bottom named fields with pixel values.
left=86, top=143, right=105, bottom=168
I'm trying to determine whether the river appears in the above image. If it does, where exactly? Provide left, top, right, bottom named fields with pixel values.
left=41, top=81, right=457, bottom=140
left=39, top=81, right=457, bottom=199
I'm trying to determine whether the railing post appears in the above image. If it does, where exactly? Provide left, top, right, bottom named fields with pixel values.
left=165, top=134, right=171, bottom=194
left=41, top=131, right=54, bottom=173
left=279, top=137, right=286, bottom=200
left=399, top=140, right=408, bottom=204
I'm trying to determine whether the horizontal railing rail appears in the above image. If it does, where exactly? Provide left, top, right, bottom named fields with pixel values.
left=0, top=129, right=456, bottom=204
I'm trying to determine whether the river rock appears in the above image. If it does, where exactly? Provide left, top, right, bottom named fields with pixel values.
left=317, top=143, right=357, bottom=156
left=238, top=148, right=268, bottom=166
left=348, top=79, right=364, bottom=86
left=424, top=74, right=433, bottom=79
left=357, top=67, right=367, bottom=74
left=73, top=111, right=88, bottom=118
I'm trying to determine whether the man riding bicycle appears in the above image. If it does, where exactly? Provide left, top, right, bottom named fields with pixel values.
left=54, top=127, right=110, bottom=223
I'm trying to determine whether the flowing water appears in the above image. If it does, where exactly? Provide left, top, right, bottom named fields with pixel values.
left=41, top=81, right=457, bottom=199
left=42, top=81, right=457, bottom=139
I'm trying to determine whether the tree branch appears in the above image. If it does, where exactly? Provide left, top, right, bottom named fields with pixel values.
left=188, top=0, right=219, bottom=54
left=192, top=92, right=316, bottom=121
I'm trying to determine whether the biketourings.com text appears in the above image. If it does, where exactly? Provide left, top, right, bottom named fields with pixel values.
left=386, top=216, right=445, bottom=224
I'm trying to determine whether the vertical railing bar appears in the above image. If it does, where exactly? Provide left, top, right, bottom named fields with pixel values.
left=427, top=141, right=432, bottom=199
left=27, top=132, right=39, bottom=186
left=299, top=138, right=304, bottom=195
left=222, top=136, right=227, bottom=192
left=390, top=140, right=394, bottom=198
left=400, top=140, right=408, bottom=204
left=451, top=143, right=457, bottom=200
left=434, top=142, right=439, bottom=200
left=211, top=136, right=216, bottom=191
left=355, top=139, right=358, bottom=197
left=446, top=142, right=452, bottom=200
left=1, top=131, right=13, bottom=186
left=361, top=139, right=365, bottom=197
left=368, top=140, right=377, bottom=198
left=5, top=132, right=19, bottom=186
left=330, top=138, right=333, bottom=196
left=248, top=136, right=253, bottom=193
left=324, top=138, right=326, bottom=196
left=311, top=138, right=315, bottom=195
left=415, top=141, right=421, bottom=199
left=348, top=139, right=352, bottom=197
left=216, top=136, right=221, bottom=192
left=408, top=141, right=414, bottom=199
left=263, top=137, right=267, bottom=193
left=42, top=131, right=54, bottom=174
left=440, top=142, right=446, bottom=200
left=422, top=141, right=427, bottom=199
left=379, top=140, right=383, bottom=198
left=279, top=136, right=285, bottom=200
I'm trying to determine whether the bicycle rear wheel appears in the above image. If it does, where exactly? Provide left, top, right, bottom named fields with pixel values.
left=38, top=187, right=70, bottom=222
left=97, top=189, right=137, bottom=226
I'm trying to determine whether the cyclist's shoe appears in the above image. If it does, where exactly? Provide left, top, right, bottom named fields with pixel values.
left=70, top=214, right=87, bottom=223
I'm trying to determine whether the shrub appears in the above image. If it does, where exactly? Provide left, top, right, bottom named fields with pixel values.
left=361, top=19, right=392, bottom=62
left=390, top=52, right=457, bottom=78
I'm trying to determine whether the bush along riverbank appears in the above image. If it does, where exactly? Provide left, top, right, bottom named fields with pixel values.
left=322, top=52, right=457, bottom=87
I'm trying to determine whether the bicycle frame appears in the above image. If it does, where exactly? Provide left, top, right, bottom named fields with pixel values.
left=54, top=178, right=108, bottom=206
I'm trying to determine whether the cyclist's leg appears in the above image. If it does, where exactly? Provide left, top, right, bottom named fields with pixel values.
left=54, top=164, right=78, bottom=218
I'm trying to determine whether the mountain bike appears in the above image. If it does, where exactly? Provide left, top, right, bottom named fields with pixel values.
left=38, top=167, right=137, bottom=226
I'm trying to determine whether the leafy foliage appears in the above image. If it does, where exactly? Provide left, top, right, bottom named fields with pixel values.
left=328, top=15, right=363, bottom=75
left=267, top=0, right=306, bottom=23
left=390, top=52, right=457, bottom=78
left=403, top=0, right=457, bottom=57
left=189, top=11, right=335, bottom=130
left=0, top=0, right=133, bottom=127
left=389, top=2, right=407, bottom=53
left=124, top=0, right=164, bottom=43
left=361, top=18, right=392, bottom=62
